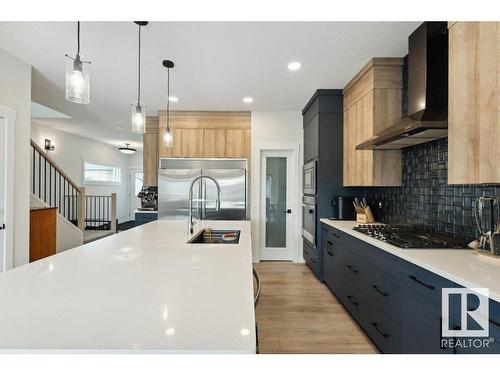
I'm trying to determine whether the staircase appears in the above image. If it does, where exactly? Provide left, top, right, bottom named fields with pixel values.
left=30, top=140, right=117, bottom=249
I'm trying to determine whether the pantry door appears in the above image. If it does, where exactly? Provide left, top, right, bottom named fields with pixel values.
left=259, top=149, right=298, bottom=261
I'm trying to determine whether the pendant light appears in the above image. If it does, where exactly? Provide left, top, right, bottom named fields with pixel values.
left=162, top=60, right=175, bottom=148
left=131, top=21, right=148, bottom=133
left=65, top=21, right=91, bottom=104
left=119, top=143, right=137, bottom=154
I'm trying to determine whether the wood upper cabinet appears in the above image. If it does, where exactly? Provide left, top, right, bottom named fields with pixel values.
left=343, top=58, right=403, bottom=186
left=448, top=22, right=500, bottom=184
left=158, top=111, right=251, bottom=160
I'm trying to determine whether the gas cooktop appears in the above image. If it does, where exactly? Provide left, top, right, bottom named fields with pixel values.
left=353, top=224, right=470, bottom=249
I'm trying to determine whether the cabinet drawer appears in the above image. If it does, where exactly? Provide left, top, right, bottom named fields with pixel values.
left=364, top=308, right=402, bottom=354
left=452, top=316, right=500, bottom=354
left=343, top=249, right=369, bottom=291
left=344, top=235, right=401, bottom=279
left=303, top=240, right=318, bottom=277
left=402, top=261, right=453, bottom=305
left=341, top=280, right=366, bottom=325
left=450, top=284, right=500, bottom=353
left=402, top=285, right=453, bottom=354
left=364, top=263, right=402, bottom=323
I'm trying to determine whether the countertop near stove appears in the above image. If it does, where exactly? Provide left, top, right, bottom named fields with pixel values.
left=320, top=219, right=500, bottom=303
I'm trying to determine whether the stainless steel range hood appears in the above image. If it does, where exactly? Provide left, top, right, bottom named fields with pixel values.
left=357, top=22, right=448, bottom=150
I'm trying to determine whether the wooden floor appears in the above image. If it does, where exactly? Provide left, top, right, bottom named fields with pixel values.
left=254, top=262, right=377, bottom=354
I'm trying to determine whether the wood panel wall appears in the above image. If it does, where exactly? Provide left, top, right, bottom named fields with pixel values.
left=143, top=116, right=159, bottom=186
left=448, top=21, right=500, bottom=184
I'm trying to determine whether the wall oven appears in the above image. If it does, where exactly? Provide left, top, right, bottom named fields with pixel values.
left=302, top=196, right=317, bottom=246
left=303, top=160, right=316, bottom=196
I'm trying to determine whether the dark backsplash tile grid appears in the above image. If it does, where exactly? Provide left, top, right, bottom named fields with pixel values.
left=362, top=138, right=500, bottom=240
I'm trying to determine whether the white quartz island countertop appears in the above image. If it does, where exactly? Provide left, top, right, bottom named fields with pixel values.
left=0, top=220, right=256, bottom=353
left=321, top=219, right=500, bottom=303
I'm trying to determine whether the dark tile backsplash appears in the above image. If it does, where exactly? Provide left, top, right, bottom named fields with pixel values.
left=363, top=137, right=500, bottom=240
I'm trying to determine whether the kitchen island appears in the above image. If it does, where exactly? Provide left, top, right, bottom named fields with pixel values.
left=0, top=220, right=256, bottom=353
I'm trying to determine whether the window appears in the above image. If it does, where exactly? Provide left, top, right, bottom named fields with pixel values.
left=83, top=161, right=121, bottom=185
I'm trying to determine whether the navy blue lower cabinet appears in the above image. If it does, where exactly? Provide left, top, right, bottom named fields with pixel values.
left=303, top=239, right=319, bottom=278
left=449, top=284, right=500, bottom=354
left=402, top=261, right=453, bottom=305
left=134, top=212, right=158, bottom=226
left=322, top=225, right=344, bottom=296
left=364, top=308, right=402, bottom=354
left=402, top=285, right=453, bottom=354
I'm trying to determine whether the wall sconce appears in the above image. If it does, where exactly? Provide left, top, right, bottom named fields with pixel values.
left=44, top=139, right=55, bottom=152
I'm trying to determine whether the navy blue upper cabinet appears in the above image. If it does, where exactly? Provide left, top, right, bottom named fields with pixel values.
left=304, top=115, right=319, bottom=163
left=302, top=90, right=362, bottom=282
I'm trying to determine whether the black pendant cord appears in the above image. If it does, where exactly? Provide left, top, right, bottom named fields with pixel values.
left=77, top=21, right=80, bottom=56
left=167, top=67, right=170, bottom=130
left=137, top=25, right=141, bottom=105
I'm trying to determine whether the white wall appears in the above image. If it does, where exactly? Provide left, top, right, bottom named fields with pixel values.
left=129, top=150, right=143, bottom=170
left=0, top=48, right=31, bottom=267
left=31, top=122, right=132, bottom=223
left=250, top=111, right=303, bottom=262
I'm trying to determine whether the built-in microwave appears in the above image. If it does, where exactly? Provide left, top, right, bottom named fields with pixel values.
left=303, top=160, right=316, bottom=195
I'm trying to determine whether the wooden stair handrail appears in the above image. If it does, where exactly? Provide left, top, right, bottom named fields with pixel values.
left=30, top=139, right=83, bottom=193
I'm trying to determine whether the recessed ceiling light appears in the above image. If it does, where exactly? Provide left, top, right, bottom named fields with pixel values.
left=243, top=97, right=253, bottom=104
left=115, top=125, right=124, bottom=130
left=288, top=62, right=302, bottom=71
left=168, top=96, right=179, bottom=102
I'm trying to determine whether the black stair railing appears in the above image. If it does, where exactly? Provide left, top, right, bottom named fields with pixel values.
left=30, top=140, right=83, bottom=228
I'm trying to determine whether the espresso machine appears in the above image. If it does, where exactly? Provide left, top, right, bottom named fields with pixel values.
left=137, top=186, right=158, bottom=211
left=474, top=196, right=500, bottom=255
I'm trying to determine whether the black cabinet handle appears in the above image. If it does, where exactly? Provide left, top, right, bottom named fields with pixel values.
left=371, top=322, right=389, bottom=338
left=409, top=275, right=435, bottom=290
left=346, top=265, right=359, bottom=274
left=0, top=224, right=5, bottom=230
left=327, top=241, right=333, bottom=256
left=347, top=295, right=359, bottom=306
left=372, top=284, right=389, bottom=297
left=285, top=209, right=292, bottom=214
left=490, top=319, right=500, bottom=328
left=308, top=209, right=314, bottom=214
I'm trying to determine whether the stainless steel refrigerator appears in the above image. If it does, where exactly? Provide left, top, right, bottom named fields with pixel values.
left=158, top=158, right=247, bottom=220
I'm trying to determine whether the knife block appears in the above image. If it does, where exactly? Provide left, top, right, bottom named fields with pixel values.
left=356, top=206, right=375, bottom=224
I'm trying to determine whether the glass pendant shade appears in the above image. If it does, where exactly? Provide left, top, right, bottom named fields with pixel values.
left=65, top=56, right=90, bottom=104
left=131, top=104, right=146, bottom=133
left=163, top=127, right=173, bottom=148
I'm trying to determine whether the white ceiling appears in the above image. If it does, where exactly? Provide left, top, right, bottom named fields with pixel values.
left=0, top=22, right=420, bottom=148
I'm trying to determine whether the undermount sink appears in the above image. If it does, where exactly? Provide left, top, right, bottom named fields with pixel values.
left=187, top=229, right=241, bottom=244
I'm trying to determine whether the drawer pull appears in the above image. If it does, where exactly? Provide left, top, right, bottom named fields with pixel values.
left=490, top=319, right=500, bottom=328
left=346, top=265, right=359, bottom=274
left=372, top=322, right=389, bottom=338
left=409, top=275, right=435, bottom=290
left=347, top=295, right=359, bottom=306
left=372, top=284, right=389, bottom=297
